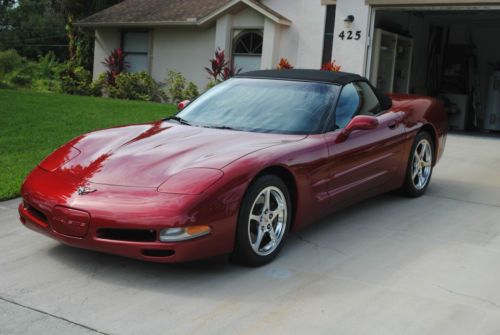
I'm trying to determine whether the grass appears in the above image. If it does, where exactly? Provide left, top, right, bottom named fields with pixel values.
left=0, top=89, right=176, bottom=201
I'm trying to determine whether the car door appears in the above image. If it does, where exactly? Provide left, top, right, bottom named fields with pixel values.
left=323, top=81, right=406, bottom=209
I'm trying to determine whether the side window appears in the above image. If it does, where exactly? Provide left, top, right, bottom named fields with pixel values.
left=334, top=82, right=382, bottom=130
left=356, top=82, right=381, bottom=116
left=335, top=83, right=360, bottom=129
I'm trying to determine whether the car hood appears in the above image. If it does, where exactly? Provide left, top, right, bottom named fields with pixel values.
left=56, top=121, right=306, bottom=188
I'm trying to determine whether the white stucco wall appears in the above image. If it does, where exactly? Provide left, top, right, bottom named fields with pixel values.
left=151, top=27, right=216, bottom=89
left=93, top=28, right=120, bottom=80
left=263, top=0, right=326, bottom=69
left=232, top=7, right=265, bottom=29
left=332, top=0, right=371, bottom=75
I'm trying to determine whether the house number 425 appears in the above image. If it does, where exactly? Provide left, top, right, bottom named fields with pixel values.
left=339, top=30, right=362, bottom=41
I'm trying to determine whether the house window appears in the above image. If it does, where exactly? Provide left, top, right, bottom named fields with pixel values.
left=122, top=32, right=149, bottom=73
left=233, top=31, right=263, bottom=72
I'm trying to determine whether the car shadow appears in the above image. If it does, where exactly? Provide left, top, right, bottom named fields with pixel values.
left=45, top=192, right=415, bottom=295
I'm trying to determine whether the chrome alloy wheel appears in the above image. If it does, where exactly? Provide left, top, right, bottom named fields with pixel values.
left=411, top=139, right=433, bottom=190
left=248, top=186, right=287, bottom=256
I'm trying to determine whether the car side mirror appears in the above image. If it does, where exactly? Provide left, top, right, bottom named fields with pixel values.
left=336, top=115, right=379, bottom=143
left=177, top=100, right=191, bottom=110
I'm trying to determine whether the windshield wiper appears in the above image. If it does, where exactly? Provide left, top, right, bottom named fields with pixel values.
left=166, top=116, right=192, bottom=126
left=203, top=125, right=238, bottom=131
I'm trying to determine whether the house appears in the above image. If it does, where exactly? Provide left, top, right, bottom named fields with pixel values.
left=79, top=0, right=500, bottom=132
left=77, top=0, right=330, bottom=89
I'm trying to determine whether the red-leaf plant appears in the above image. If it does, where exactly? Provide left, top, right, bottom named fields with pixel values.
left=205, top=48, right=241, bottom=82
left=102, top=48, right=129, bottom=85
left=222, top=63, right=242, bottom=81
left=276, top=57, right=294, bottom=70
left=205, top=48, right=228, bottom=81
left=321, top=60, right=341, bottom=72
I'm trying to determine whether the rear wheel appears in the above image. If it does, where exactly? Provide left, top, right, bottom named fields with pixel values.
left=400, top=131, right=434, bottom=197
left=231, top=175, right=291, bottom=267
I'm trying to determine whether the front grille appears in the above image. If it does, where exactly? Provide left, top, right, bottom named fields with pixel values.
left=97, top=228, right=156, bottom=242
left=24, top=202, right=48, bottom=224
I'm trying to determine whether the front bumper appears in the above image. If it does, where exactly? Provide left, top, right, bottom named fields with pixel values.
left=19, top=167, right=237, bottom=263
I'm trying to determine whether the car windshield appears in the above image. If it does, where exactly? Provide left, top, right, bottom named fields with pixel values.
left=175, top=78, right=339, bottom=134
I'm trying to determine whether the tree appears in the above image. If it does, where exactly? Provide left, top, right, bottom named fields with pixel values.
left=0, top=0, right=67, bottom=59
left=51, top=0, right=123, bottom=19
left=0, top=0, right=122, bottom=67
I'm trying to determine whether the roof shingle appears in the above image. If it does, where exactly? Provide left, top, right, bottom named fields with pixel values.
left=77, top=0, right=290, bottom=26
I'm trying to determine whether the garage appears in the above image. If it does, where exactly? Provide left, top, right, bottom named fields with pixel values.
left=367, top=5, right=500, bottom=133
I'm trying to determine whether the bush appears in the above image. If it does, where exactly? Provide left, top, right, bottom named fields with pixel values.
left=0, top=49, right=33, bottom=87
left=108, top=71, right=164, bottom=102
left=164, top=70, right=199, bottom=103
left=277, top=58, right=293, bottom=70
left=0, top=50, right=63, bottom=92
left=60, top=62, right=93, bottom=96
left=32, top=79, right=62, bottom=93
left=0, top=49, right=25, bottom=79
left=34, top=52, right=63, bottom=81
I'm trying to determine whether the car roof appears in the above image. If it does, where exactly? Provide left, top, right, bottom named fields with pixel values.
left=236, top=69, right=367, bottom=85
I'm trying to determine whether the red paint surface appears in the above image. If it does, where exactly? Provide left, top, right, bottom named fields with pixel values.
left=19, top=95, right=447, bottom=263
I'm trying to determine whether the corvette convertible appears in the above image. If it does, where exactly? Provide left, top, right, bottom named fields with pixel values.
left=19, top=70, right=447, bottom=266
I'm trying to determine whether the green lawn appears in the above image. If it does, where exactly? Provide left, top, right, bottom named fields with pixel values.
left=0, top=90, right=176, bottom=200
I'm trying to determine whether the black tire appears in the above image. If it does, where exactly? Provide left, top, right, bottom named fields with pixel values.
left=231, top=175, right=292, bottom=267
left=399, top=131, right=434, bottom=198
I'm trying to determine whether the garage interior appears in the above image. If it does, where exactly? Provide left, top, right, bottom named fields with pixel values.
left=369, top=7, right=500, bottom=133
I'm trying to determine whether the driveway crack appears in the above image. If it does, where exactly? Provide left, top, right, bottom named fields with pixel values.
left=295, top=234, right=345, bottom=255
left=0, top=296, right=112, bottom=335
left=437, top=285, right=500, bottom=309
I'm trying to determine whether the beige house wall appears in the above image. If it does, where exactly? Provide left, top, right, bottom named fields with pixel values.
left=92, top=28, right=120, bottom=80
left=151, top=27, right=216, bottom=88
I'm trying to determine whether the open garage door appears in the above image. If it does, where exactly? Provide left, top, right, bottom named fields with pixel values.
left=368, top=6, right=500, bottom=133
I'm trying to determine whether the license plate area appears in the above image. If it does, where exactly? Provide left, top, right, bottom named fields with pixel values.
left=51, top=206, right=90, bottom=238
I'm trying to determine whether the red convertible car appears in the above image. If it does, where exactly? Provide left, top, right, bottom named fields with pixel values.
left=19, top=70, right=447, bottom=266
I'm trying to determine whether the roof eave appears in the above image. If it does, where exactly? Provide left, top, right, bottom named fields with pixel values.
left=75, top=20, right=200, bottom=28
left=199, top=0, right=291, bottom=26
left=75, top=0, right=291, bottom=28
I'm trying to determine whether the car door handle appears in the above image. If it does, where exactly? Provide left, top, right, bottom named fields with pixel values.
left=388, top=112, right=405, bottom=129
left=388, top=120, right=398, bottom=129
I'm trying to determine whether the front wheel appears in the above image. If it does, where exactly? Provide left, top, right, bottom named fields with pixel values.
left=231, top=175, right=291, bottom=267
left=399, top=131, right=434, bottom=197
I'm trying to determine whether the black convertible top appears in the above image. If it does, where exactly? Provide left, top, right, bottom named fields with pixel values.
left=237, top=69, right=393, bottom=110
left=237, top=69, right=367, bottom=85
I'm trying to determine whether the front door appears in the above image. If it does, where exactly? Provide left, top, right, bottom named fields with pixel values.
left=323, top=82, right=406, bottom=209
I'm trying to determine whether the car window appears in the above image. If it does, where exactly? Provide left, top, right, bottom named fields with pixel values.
left=334, top=82, right=381, bottom=130
left=177, top=78, right=340, bottom=135
left=357, top=82, right=381, bottom=116
left=334, top=83, right=360, bottom=129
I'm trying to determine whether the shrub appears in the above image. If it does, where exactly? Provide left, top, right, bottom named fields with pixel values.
left=32, top=79, right=62, bottom=93
left=183, top=81, right=199, bottom=101
left=108, top=71, right=164, bottom=102
left=277, top=58, right=293, bottom=70
left=34, top=52, right=63, bottom=80
left=205, top=79, right=218, bottom=91
left=0, top=49, right=25, bottom=79
left=0, top=50, right=33, bottom=87
left=321, top=60, right=341, bottom=72
left=205, top=48, right=240, bottom=85
left=102, top=48, right=128, bottom=85
left=0, top=50, right=64, bottom=92
left=60, top=62, right=93, bottom=96
left=164, top=70, right=199, bottom=103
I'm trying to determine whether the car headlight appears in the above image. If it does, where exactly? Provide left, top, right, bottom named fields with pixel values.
left=157, top=168, right=223, bottom=195
left=39, top=144, right=81, bottom=172
left=159, top=226, right=211, bottom=242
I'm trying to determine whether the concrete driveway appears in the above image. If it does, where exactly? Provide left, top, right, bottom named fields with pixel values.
left=1, top=134, right=500, bottom=335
